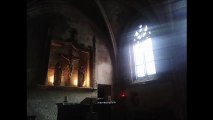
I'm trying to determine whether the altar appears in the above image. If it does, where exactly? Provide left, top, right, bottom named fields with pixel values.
left=56, top=101, right=116, bottom=120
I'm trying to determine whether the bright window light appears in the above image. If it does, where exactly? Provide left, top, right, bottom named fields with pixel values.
left=136, top=65, right=145, bottom=77
left=135, top=31, right=139, bottom=36
left=146, top=62, right=156, bottom=75
left=132, top=25, right=156, bottom=79
left=144, top=25, right=148, bottom=31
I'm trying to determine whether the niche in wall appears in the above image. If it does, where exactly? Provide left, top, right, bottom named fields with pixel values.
left=46, top=39, right=94, bottom=88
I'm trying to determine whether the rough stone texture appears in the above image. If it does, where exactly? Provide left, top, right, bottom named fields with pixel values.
left=27, top=0, right=114, bottom=87
left=115, top=0, right=186, bottom=120
left=27, top=0, right=186, bottom=120
left=101, top=0, right=125, bottom=39
left=95, top=38, right=113, bottom=85
left=27, top=0, right=113, bottom=119
left=100, top=0, right=157, bottom=42
left=125, top=81, right=174, bottom=112
left=27, top=89, right=97, bottom=120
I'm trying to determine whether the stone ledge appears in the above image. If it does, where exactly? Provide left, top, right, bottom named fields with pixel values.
left=36, top=85, right=97, bottom=91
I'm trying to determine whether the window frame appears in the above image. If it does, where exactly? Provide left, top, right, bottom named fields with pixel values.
left=129, top=25, right=157, bottom=83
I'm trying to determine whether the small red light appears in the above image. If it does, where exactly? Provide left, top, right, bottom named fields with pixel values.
left=119, top=91, right=127, bottom=98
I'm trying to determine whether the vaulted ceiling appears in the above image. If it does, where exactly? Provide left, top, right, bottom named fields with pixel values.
left=27, top=0, right=186, bottom=60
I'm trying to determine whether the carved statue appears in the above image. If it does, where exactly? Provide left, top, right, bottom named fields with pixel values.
left=61, top=54, right=73, bottom=86
left=54, top=62, right=62, bottom=86
left=78, top=66, right=85, bottom=87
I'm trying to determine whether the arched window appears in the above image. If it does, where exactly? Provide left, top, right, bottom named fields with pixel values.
left=130, top=24, right=156, bottom=82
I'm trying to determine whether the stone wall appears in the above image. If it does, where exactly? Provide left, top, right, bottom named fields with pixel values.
left=27, top=89, right=97, bottom=120
left=27, top=0, right=114, bottom=120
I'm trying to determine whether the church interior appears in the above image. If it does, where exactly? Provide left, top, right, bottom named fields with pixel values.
left=27, top=0, right=186, bottom=120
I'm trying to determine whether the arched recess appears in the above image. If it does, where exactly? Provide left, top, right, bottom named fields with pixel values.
left=27, top=3, right=94, bottom=87
left=115, top=6, right=158, bottom=95
left=27, top=0, right=115, bottom=90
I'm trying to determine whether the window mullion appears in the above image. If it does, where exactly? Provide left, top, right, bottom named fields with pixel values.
left=131, top=24, right=156, bottom=82
left=142, top=46, right=147, bottom=76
